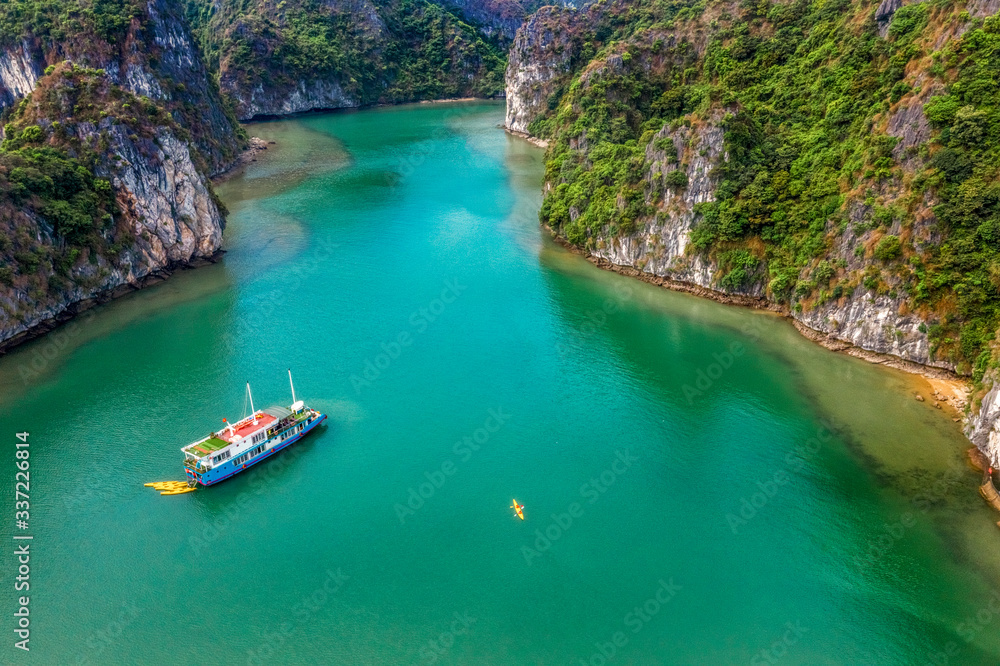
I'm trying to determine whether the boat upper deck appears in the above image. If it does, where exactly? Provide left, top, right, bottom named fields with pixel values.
left=218, top=413, right=277, bottom=443
left=184, top=412, right=278, bottom=457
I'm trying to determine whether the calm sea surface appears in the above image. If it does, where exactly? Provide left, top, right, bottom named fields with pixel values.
left=2, top=102, right=1000, bottom=664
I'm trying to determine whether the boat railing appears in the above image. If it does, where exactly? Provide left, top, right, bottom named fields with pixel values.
left=275, top=412, right=308, bottom=431
left=215, top=413, right=265, bottom=436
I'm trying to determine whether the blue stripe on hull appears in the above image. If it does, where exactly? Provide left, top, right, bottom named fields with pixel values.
left=187, top=414, right=327, bottom=487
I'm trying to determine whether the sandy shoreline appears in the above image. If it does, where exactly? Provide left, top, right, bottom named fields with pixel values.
left=503, top=126, right=549, bottom=148
left=419, top=97, right=480, bottom=104
left=212, top=136, right=271, bottom=184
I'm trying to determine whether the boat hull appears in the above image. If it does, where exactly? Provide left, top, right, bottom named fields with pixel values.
left=185, top=414, right=327, bottom=487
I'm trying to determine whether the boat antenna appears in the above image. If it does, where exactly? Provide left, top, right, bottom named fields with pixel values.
left=247, top=381, right=257, bottom=423
left=288, top=368, right=297, bottom=404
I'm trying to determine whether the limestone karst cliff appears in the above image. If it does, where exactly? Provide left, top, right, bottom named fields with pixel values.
left=186, top=0, right=524, bottom=120
left=1, top=0, right=244, bottom=173
left=504, top=6, right=584, bottom=135
left=0, top=1, right=236, bottom=351
left=506, top=0, right=1000, bottom=373
left=505, top=0, right=1000, bottom=460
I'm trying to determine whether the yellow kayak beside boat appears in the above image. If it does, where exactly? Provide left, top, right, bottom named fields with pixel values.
left=145, top=481, right=195, bottom=495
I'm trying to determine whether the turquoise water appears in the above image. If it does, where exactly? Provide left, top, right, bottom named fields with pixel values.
left=3, top=102, right=1000, bottom=664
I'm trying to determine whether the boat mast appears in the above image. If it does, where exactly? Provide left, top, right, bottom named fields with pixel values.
left=288, top=368, right=297, bottom=404
left=247, top=381, right=257, bottom=423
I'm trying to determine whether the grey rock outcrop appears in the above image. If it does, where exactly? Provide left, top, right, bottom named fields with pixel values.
left=592, top=121, right=742, bottom=292
left=967, top=371, right=1000, bottom=467
left=0, top=40, right=41, bottom=110
left=504, top=7, right=578, bottom=134
left=875, top=0, right=904, bottom=37
left=795, top=291, right=945, bottom=368
left=228, top=78, right=361, bottom=121
left=0, top=0, right=242, bottom=174
left=0, top=120, right=224, bottom=352
left=102, top=126, right=224, bottom=263
left=887, top=99, right=930, bottom=163
left=968, top=0, right=1000, bottom=17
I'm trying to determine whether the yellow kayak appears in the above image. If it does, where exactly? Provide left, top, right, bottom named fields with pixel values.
left=511, top=499, right=524, bottom=520
left=145, top=481, right=195, bottom=494
left=160, top=487, right=196, bottom=495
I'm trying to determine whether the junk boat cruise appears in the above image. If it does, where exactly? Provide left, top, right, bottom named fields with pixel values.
left=182, top=371, right=326, bottom=486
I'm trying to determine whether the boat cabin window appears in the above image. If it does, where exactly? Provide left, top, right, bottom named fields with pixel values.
left=233, top=444, right=267, bottom=467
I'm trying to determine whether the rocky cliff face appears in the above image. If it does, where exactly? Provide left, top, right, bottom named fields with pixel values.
left=209, top=0, right=378, bottom=119
left=227, top=77, right=360, bottom=121
left=102, top=125, right=223, bottom=264
left=438, top=0, right=550, bottom=41
left=506, top=0, right=1000, bottom=374
left=0, top=5, right=231, bottom=352
left=593, top=119, right=732, bottom=293
left=0, top=119, right=224, bottom=352
left=197, top=0, right=516, bottom=121
left=0, top=0, right=243, bottom=174
left=504, top=6, right=581, bottom=134
left=585, top=112, right=945, bottom=369
left=791, top=192, right=951, bottom=370
left=0, top=40, right=41, bottom=110
left=968, top=371, right=1000, bottom=467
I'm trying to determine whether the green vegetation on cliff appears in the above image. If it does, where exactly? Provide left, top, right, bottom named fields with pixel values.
left=0, top=63, right=194, bottom=303
left=185, top=0, right=507, bottom=112
left=0, top=0, right=246, bottom=173
left=530, top=0, right=1000, bottom=373
left=0, top=0, right=144, bottom=44
left=922, top=17, right=1000, bottom=376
